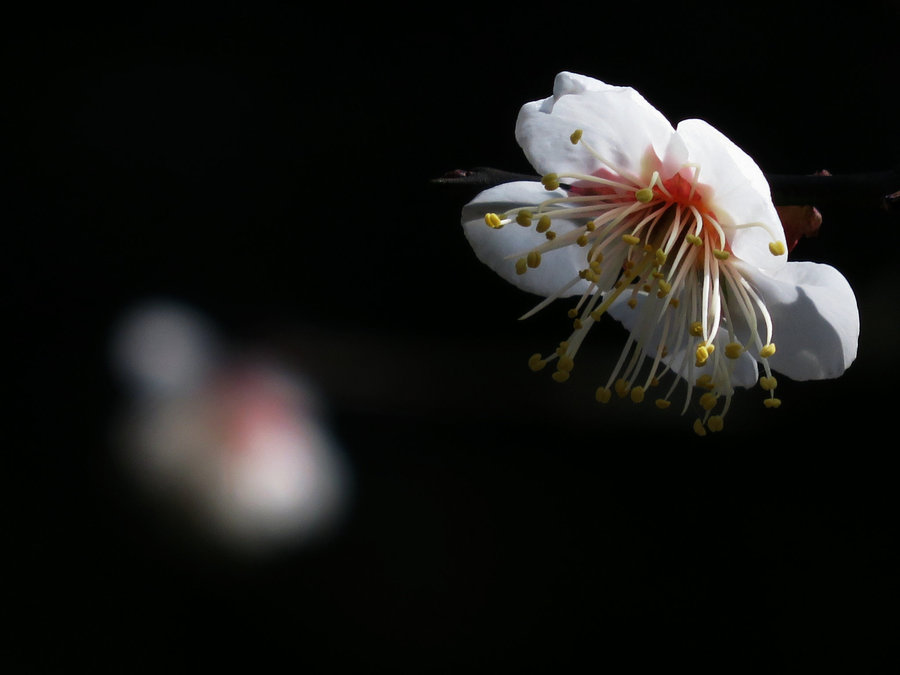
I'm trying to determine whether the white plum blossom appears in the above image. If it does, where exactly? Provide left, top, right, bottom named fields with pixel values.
left=462, top=72, right=859, bottom=434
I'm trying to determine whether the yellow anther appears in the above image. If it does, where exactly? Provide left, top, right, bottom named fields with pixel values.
left=572, top=318, right=583, bottom=330
left=542, top=173, right=560, bottom=190
left=536, top=215, right=552, bottom=233
left=551, top=370, right=570, bottom=383
left=650, top=377, right=660, bottom=387
left=630, top=386, right=645, bottom=403
left=627, top=298, right=638, bottom=309
left=763, top=398, right=782, bottom=408
left=567, top=308, right=578, bottom=319
left=693, top=418, right=707, bottom=436
left=589, top=261, right=603, bottom=274
left=577, top=234, right=589, bottom=247
left=669, top=298, right=680, bottom=308
left=707, top=415, right=724, bottom=432
left=759, top=375, right=778, bottom=391
left=526, top=250, right=542, bottom=268
left=590, top=308, right=604, bottom=321
left=527, top=353, right=547, bottom=372
left=515, top=210, right=533, bottom=227
left=713, top=249, right=730, bottom=260
left=557, top=356, right=575, bottom=372
left=769, top=240, right=786, bottom=256
left=725, top=342, right=743, bottom=359
left=657, top=279, right=672, bottom=297
left=515, top=258, right=527, bottom=275
left=699, top=392, right=718, bottom=411
left=686, top=233, right=703, bottom=246
left=585, top=220, right=597, bottom=232
left=695, top=344, right=710, bottom=367
left=655, top=248, right=667, bottom=265
left=545, top=230, right=556, bottom=240
left=635, top=187, right=654, bottom=203
left=760, top=343, right=776, bottom=358
left=622, top=234, right=641, bottom=246
left=614, top=378, right=630, bottom=398
left=689, top=321, right=704, bottom=337
left=595, top=387, right=612, bottom=404
left=556, top=341, right=569, bottom=355
left=695, top=374, right=714, bottom=390
left=570, top=129, right=584, bottom=144
left=642, top=283, right=652, bottom=292
left=485, top=213, right=504, bottom=229
left=655, top=399, right=671, bottom=409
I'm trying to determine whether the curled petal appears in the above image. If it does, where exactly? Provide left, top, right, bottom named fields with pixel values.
left=516, top=72, right=675, bottom=182
left=737, top=261, right=859, bottom=380
left=461, top=181, right=592, bottom=297
left=676, top=119, right=787, bottom=271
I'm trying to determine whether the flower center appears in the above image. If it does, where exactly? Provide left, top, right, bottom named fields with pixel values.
left=483, top=128, right=787, bottom=434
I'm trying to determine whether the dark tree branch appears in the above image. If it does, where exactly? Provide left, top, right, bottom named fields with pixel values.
left=767, top=169, right=899, bottom=212
left=433, top=166, right=900, bottom=213
left=431, top=167, right=543, bottom=189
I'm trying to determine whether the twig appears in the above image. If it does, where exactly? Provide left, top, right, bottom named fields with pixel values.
left=767, top=169, right=899, bottom=212
left=433, top=166, right=900, bottom=213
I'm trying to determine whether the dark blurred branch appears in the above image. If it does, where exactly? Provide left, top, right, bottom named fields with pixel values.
left=431, top=167, right=543, bottom=189
left=767, top=168, right=899, bottom=212
left=433, top=166, right=900, bottom=213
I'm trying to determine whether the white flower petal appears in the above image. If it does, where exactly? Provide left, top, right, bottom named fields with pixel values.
left=516, top=74, right=676, bottom=182
left=549, top=71, right=624, bottom=100
left=660, top=130, right=690, bottom=180
left=676, top=118, right=786, bottom=271
left=461, top=181, right=592, bottom=297
left=738, top=261, right=859, bottom=380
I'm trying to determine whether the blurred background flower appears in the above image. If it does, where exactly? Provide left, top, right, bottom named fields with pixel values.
left=110, top=300, right=350, bottom=554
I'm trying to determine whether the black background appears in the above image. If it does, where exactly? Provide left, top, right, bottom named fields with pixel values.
left=9, top=2, right=899, bottom=671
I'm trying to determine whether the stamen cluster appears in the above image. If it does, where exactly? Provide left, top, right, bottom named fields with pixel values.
left=483, top=129, right=785, bottom=434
